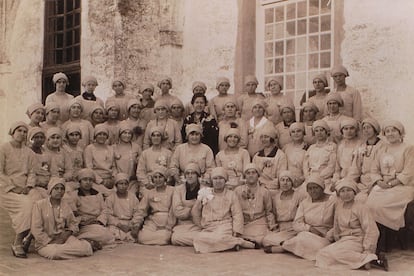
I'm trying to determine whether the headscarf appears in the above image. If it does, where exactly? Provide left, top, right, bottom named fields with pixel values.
left=46, top=127, right=62, bottom=140
left=65, top=123, right=82, bottom=137
left=45, top=102, right=60, bottom=114
left=211, top=167, right=228, bottom=181
left=278, top=170, right=295, bottom=183
left=82, top=75, right=98, bottom=86
left=216, top=77, right=231, bottom=89
left=279, top=103, right=296, bottom=115
left=326, top=93, right=344, bottom=107
left=118, top=121, right=133, bottom=136
left=260, top=125, right=278, bottom=139
left=112, top=80, right=125, bottom=88
left=67, top=98, right=84, bottom=112
left=312, top=120, right=330, bottom=133
left=222, top=96, right=239, bottom=110
left=8, top=121, right=29, bottom=136
left=251, top=98, right=266, bottom=110
left=77, top=168, right=96, bottom=181
left=382, top=120, right=405, bottom=137
left=331, top=65, right=349, bottom=77
left=192, top=81, right=207, bottom=92
left=94, top=124, right=109, bottom=137
left=52, top=72, right=69, bottom=85
left=335, top=178, right=359, bottom=194
left=114, top=173, right=129, bottom=184
left=306, top=174, right=325, bottom=189
left=362, top=117, right=381, bottom=134
left=244, top=75, right=259, bottom=85
left=340, top=117, right=359, bottom=130
left=185, top=123, right=203, bottom=138
left=289, top=122, right=305, bottom=133
left=140, top=83, right=155, bottom=94
left=47, top=177, right=65, bottom=194
left=224, top=128, right=241, bottom=140
left=152, top=166, right=168, bottom=178
left=184, top=162, right=201, bottom=176
left=243, top=163, right=260, bottom=176
left=28, top=127, right=45, bottom=141
left=89, top=103, right=105, bottom=118
left=26, top=103, right=45, bottom=118
left=265, top=76, right=283, bottom=90
left=312, top=74, right=328, bottom=87
left=154, top=100, right=169, bottom=111
left=127, top=98, right=142, bottom=111
left=170, top=98, right=184, bottom=109
left=150, top=126, right=164, bottom=137
left=302, top=102, right=319, bottom=114
left=157, top=77, right=172, bottom=88
left=105, top=101, right=120, bottom=112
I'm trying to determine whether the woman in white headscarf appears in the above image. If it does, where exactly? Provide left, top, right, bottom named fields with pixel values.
left=45, top=72, right=74, bottom=122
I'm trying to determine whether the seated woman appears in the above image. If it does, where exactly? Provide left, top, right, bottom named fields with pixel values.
left=283, top=123, right=309, bottom=190
left=185, top=81, right=210, bottom=116
left=101, top=101, right=122, bottom=145
left=170, top=98, right=185, bottom=131
left=105, top=173, right=140, bottom=242
left=75, top=75, right=104, bottom=120
left=136, top=167, right=175, bottom=245
left=171, top=163, right=202, bottom=246
left=303, top=120, right=337, bottom=193
left=307, top=74, right=329, bottom=120
left=217, top=97, right=248, bottom=151
left=263, top=171, right=303, bottom=253
left=181, top=93, right=219, bottom=155
left=316, top=178, right=386, bottom=271
left=215, top=128, right=251, bottom=190
left=136, top=126, right=172, bottom=195
left=62, top=124, right=84, bottom=182
left=74, top=168, right=114, bottom=246
left=246, top=98, right=275, bottom=158
left=31, top=177, right=98, bottom=260
left=61, top=99, right=94, bottom=149
left=264, top=76, right=293, bottom=125
left=26, top=103, right=45, bottom=129
left=274, top=103, right=296, bottom=149
left=281, top=174, right=335, bottom=261
left=300, top=102, right=318, bottom=145
left=191, top=167, right=255, bottom=253
left=84, top=124, right=118, bottom=197
left=143, top=100, right=182, bottom=151
left=170, top=124, right=215, bottom=185
left=89, top=103, right=106, bottom=127
left=40, top=103, right=61, bottom=132
left=366, top=120, right=414, bottom=253
left=238, top=75, right=265, bottom=121
left=124, top=98, right=147, bottom=148
left=208, top=77, right=233, bottom=122
left=0, top=122, right=38, bottom=258
left=252, top=126, right=287, bottom=193
left=105, top=80, right=134, bottom=121
left=234, top=164, right=276, bottom=247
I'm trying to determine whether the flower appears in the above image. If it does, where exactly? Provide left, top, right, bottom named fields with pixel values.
left=197, top=187, right=214, bottom=205
left=157, top=156, right=167, bottom=167
left=382, top=154, right=395, bottom=169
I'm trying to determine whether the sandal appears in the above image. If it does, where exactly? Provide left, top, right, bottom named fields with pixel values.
left=11, top=245, right=27, bottom=258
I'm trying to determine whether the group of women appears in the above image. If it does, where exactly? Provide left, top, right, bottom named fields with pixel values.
left=0, top=66, right=413, bottom=271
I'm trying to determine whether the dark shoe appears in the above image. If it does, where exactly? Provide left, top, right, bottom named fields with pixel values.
left=263, top=246, right=272, bottom=254
left=233, top=244, right=240, bottom=252
left=22, top=234, right=33, bottom=253
left=86, top=240, right=102, bottom=252
left=244, top=238, right=261, bottom=249
left=11, top=245, right=27, bottom=258
left=371, top=252, right=388, bottom=271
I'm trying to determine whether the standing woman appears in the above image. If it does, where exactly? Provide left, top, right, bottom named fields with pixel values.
left=300, top=102, right=318, bottom=145
left=208, top=77, right=234, bottom=122
left=238, top=75, right=265, bottom=121
left=274, top=103, right=296, bottom=149
left=138, top=83, right=156, bottom=123
left=185, top=81, right=209, bottom=116
left=307, top=74, right=329, bottom=120
left=26, top=103, right=45, bottom=129
left=155, top=77, right=181, bottom=110
left=182, top=93, right=219, bottom=155
left=171, top=163, right=202, bottom=246
left=75, top=75, right=104, bottom=120
left=316, top=179, right=385, bottom=271
left=105, top=80, right=134, bottom=121
left=0, top=122, right=38, bottom=258
left=215, top=128, right=251, bottom=190
left=366, top=120, right=414, bottom=253
left=45, top=72, right=74, bottom=122
left=170, top=98, right=185, bottom=131
left=264, top=76, right=293, bottom=125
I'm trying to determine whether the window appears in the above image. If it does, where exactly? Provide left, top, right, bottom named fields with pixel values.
left=256, top=0, right=334, bottom=105
left=42, top=0, right=81, bottom=102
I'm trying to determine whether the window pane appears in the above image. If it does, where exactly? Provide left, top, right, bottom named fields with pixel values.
left=66, top=0, right=74, bottom=12
left=74, top=46, right=80, bottom=61
left=48, top=18, right=56, bottom=32
left=66, top=48, right=73, bottom=62
left=297, top=73, right=306, bottom=89
left=286, top=21, right=295, bottom=37
left=309, top=0, right=319, bottom=16
left=265, top=8, right=274, bottom=24
left=74, top=13, right=80, bottom=26
left=74, top=28, right=80, bottom=43
left=286, top=39, right=295, bottom=55
left=286, top=56, right=295, bottom=72
left=275, top=58, right=284, bottom=73
left=57, top=17, right=64, bottom=31
left=309, top=53, right=319, bottom=69
left=287, top=3, right=296, bottom=20
left=321, top=15, right=331, bottom=31
left=296, top=54, right=306, bottom=71
left=309, top=17, right=319, bottom=33
left=297, top=37, right=306, bottom=54
left=275, top=6, right=284, bottom=22
left=266, top=59, right=274, bottom=74
left=265, top=25, right=273, bottom=40
left=275, top=23, right=284, bottom=39
left=75, top=0, right=81, bottom=9
left=265, top=42, right=273, bottom=58
left=320, top=52, right=331, bottom=68
left=297, top=19, right=307, bottom=35
left=286, top=75, right=295, bottom=89
left=56, top=0, right=64, bottom=14
left=297, top=1, right=307, bottom=18
left=67, top=14, right=73, bottom=28
left=309, top=35, right=319, bottom=51
left=320, top=33, right=331, bottom=50
left=56, top=33, right=63, bottom=48
left=66, top=31, right=73, bottom=46
left=55, top=49, right=63, bottom=63
left=321, top=0, right=331, bottom=14
left=275, top=41, right=284, bottom=56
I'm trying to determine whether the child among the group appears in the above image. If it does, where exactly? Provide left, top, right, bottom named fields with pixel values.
left=75, top=75, right=104, bottom=120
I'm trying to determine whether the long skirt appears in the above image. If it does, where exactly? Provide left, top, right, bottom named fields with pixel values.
left=171, top=222, right=201, bottom=246
left=262, top=229, right=296, bottom=247
left=0, top=189, right=40, bottom=234
left=282, top=231, right=331, bottom=261
left=315, top=236, right=378, bottom=270
left=367, top=185, right=414, bottom=230
left=193, top=222, right=248, bottom=253
left=37, top=235, right=93, bottom=260
left=137, top=213, right=171, bottom=245
left=242, top=217, right=269, bottom=245
left=77, top=224, right=115, bottom=245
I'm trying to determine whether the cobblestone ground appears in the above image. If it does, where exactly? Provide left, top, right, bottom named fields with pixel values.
left=1, top=208, right=413, bottom=276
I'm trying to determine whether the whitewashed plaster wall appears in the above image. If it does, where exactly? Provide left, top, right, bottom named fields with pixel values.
left=341, top=0, right=414, bottom=143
